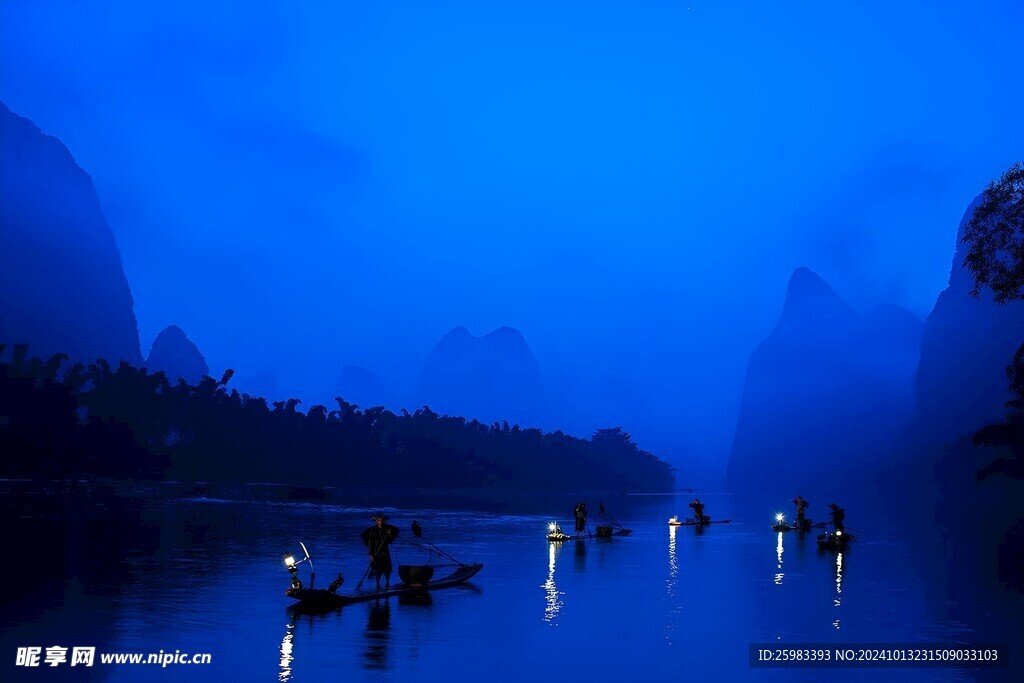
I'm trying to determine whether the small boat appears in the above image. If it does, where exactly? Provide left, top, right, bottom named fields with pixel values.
left=771, top=519, right=823, bottom=532
left=282, top=539, right=481, bottom=610
left=547, top=528, right=633, bottom=542
left=668, top=516, right=731, bottom=527
left=286, top=563, right=483, bottom=609
left=546, top=519, right=631, bottom=541
left=816, top=530, right=854, bottom=550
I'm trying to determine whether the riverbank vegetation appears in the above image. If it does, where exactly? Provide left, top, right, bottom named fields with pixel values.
left=0, top=344, right=674, bottom=493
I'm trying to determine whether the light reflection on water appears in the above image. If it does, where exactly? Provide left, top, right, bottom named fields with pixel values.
left=278, top=618, right=293, bottom=682
left=542, top=541, right=563, bottom=624
left=775, top=531, right=785, bottom=585
left=3, top=486, right=1022, bottom=682
left=665, top=524, right=680, bottom=645
left=667, top=524, right=678, bottom=597
left=834, top=550, right=844, bottom=630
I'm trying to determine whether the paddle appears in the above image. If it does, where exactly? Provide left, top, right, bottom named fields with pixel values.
left=355, top=561, right=373, bottom=591
left=357, top=524, right=396, bottom=590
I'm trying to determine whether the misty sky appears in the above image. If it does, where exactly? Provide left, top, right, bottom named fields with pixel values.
left=2, top=1, right=1022, bottom=474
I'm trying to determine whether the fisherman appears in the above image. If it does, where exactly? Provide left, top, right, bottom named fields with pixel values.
left=828, top=503, right=845, bottom=533
left=361, top=512, right=400, bottom=589
left=793, top=495, right=809, bottom=529
left=689, top=498, right=708, bottom=525
left=573, top=502, right=588, bottom=533
left=411, top=520, right=423, bottom=538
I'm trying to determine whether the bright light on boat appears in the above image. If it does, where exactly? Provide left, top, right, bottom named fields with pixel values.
left=775, top=513, right=784, bottom=522
left=548, top=522, right=557, bottom=532
left=668, top=516, right=678, bottom=523
left=836, top=530, right=842, bottom=537
left=284, top=553, right=296, bottom=567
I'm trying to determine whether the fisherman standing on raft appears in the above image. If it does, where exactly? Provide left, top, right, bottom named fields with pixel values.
left=573, top=502, right=588, bottom=533
left=828, top=504, right=845, bottom=533
left=793, top=495, right=810, bottom=530
left=362, top=512, right=400, bottom=590
left=689, top=498, right=708, bottom=524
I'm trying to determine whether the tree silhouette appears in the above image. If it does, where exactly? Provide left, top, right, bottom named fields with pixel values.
left=963, top=162, right=1024, bottom=303
left=957, top=163, right=1024, bottom=480
left=0, top=346, right=675, bottom=493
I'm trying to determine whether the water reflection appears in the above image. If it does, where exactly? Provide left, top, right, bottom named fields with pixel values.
left=833, top=551, right=843, bottom=630
left=575, top=537, right=587, bottom=570
left=363, top=599, right=391, bottom=670
left=398, top=590, right=434, bottom=607
left=9, top=483, right=999, bottom=682
left=774, top=531, right=785, bottom=585
left=542, top=542, right=564, bottom=624
left=278, top=617, right=295, bottom=682
left=664, top=524, right=682, bottom=645
left=667, top=525, right=678, bottom=598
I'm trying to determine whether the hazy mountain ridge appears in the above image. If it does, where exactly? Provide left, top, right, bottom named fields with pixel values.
left=416, top=325, right=546, bottom=427
left=904, top=197, right=1024, bottom=586
left=144, top=325, right=209, bottom=384
left=0, top=102, right=141, bottom=364
left=912, top=196, right=1024, bottom=449
left=726, top=266, right=922, bottom=506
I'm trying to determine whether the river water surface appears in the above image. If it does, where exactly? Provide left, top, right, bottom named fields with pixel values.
left=1, top=484, right=1020, bottom=682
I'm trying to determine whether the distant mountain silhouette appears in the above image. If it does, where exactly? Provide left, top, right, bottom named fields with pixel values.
left=144, top=325, right=209, bottom=384
left=235, top=370, right=279, bottom=401
left=913, top=196, right=1024, bottom=448
left=0, top=102, right=141, bottom=364
left=726, top=267, right=921, bottom=506
left=417, top=326, right=545, bottom=426
left=338, top=364, right=396, bottom=409
left=906, top=197, right=1024, bottom=587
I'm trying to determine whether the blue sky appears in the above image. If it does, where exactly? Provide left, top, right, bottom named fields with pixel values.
left=2, top=0, right=1022, bottom=471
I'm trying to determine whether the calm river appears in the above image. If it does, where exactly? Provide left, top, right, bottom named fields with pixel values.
left=1, top=483, right=1019, bottom=682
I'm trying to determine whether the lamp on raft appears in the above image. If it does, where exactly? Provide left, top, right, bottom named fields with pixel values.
left=283, top=542, right=315, bottom=589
